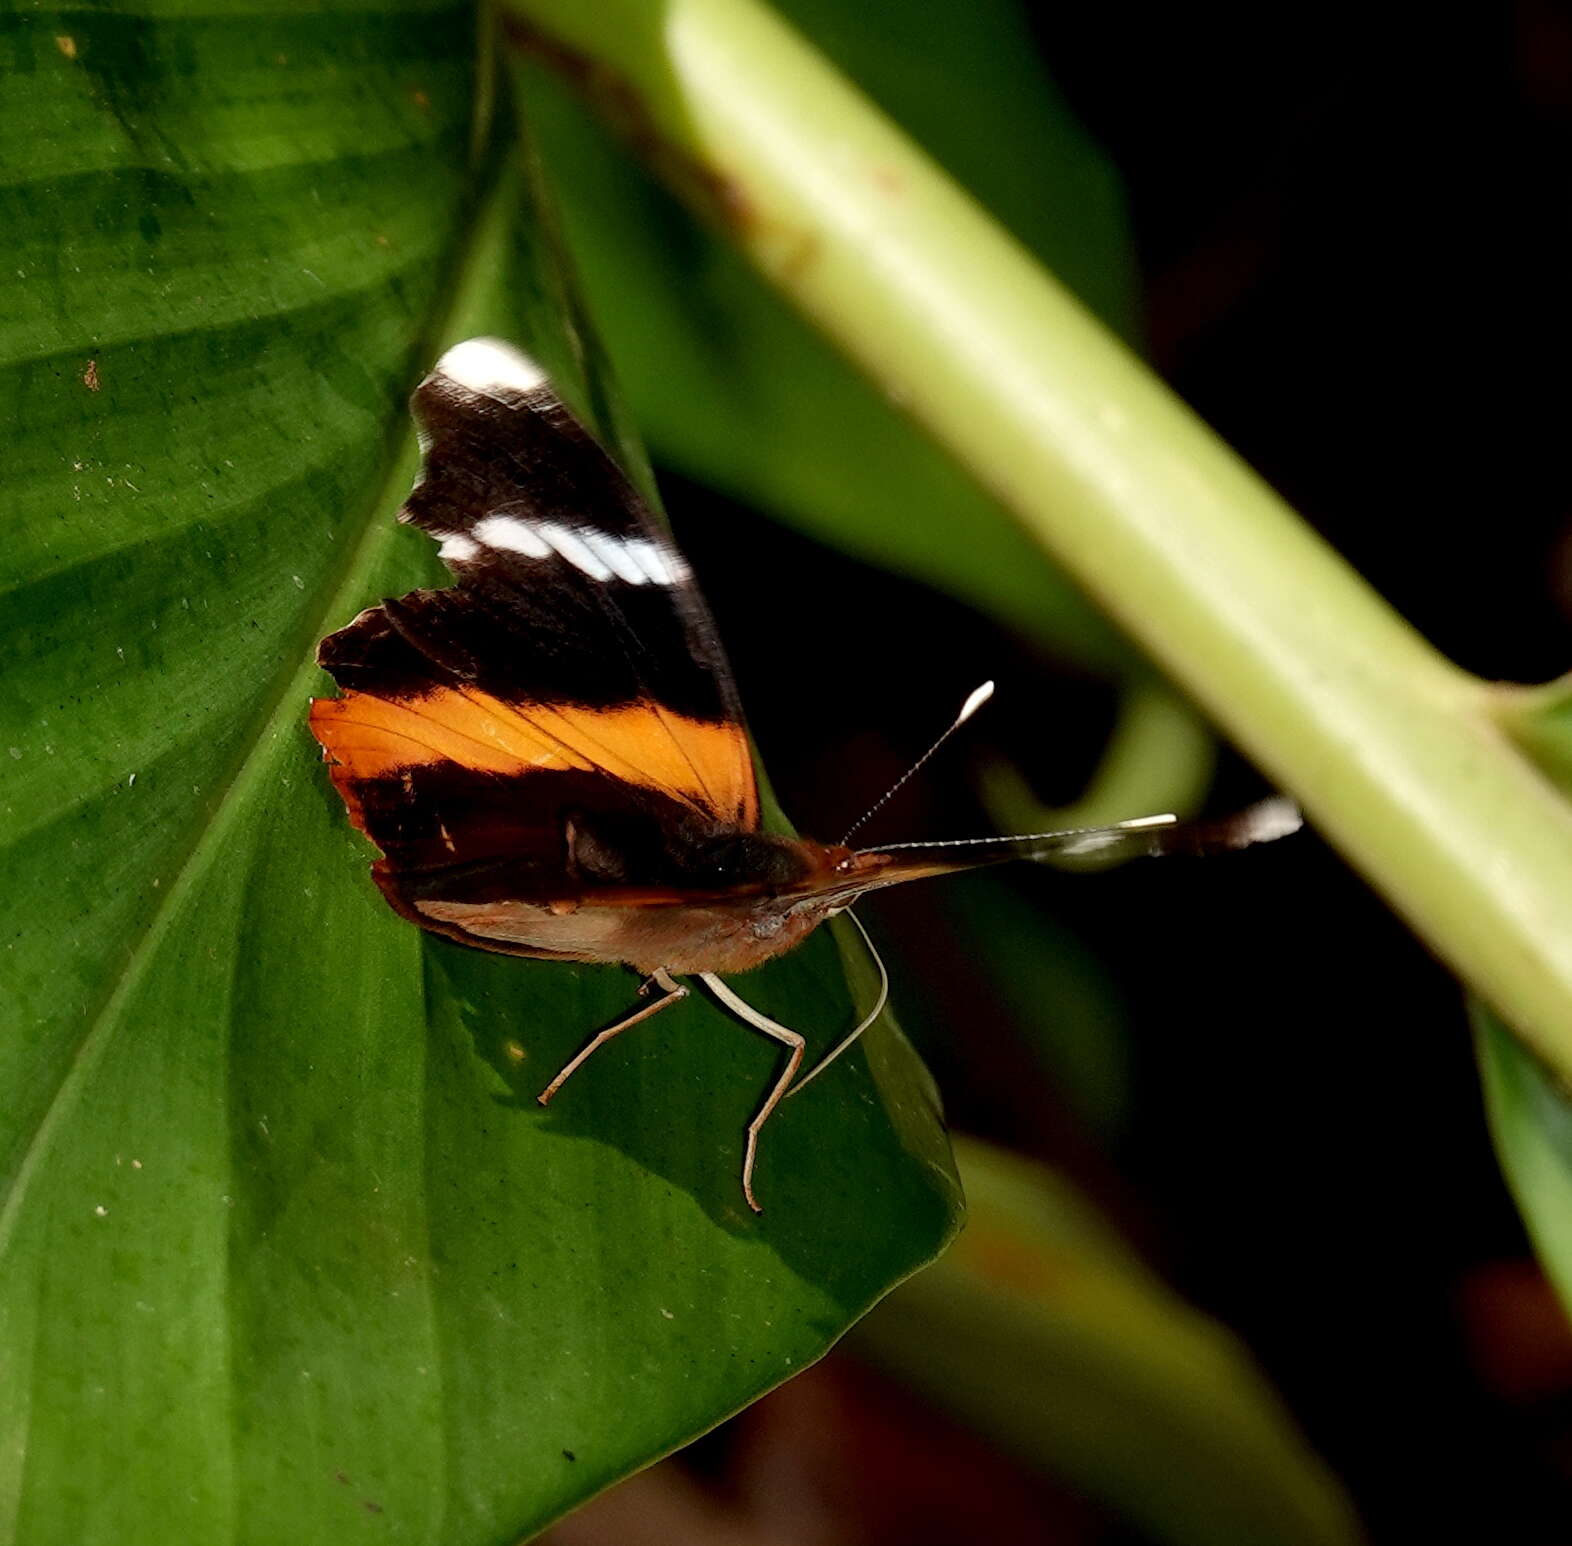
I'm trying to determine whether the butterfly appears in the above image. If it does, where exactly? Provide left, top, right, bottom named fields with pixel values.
left=309, top=338, right=1301, bottom=1211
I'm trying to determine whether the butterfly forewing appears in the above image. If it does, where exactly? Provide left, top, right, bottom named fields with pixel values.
left=309, top=339, right=762, bottom=958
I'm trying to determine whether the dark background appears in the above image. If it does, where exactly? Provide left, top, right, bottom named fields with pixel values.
left=557, top=5, right=1572, bottom=1541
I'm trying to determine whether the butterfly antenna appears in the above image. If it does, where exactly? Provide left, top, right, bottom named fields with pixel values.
left=839, top=681, right=995, bottom=845
left=788, top=909, right=890, bottom=1097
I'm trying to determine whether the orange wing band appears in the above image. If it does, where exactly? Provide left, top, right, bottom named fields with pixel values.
left=309, top=687, right=756, bottom=826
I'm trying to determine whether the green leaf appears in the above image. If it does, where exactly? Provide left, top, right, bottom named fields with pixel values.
left=857, top=1138, right=1366, bottom=1546
left=513, top=0, right=1139, bottom=672
left=1497, top=673, right=1572, bottom=797
left=1475, top=700, right=1572, bottom=1284
left=1475, top=674, right=1572, bottom=1314
left=1476, top=1001, right=1572, bottom=1315
left=0, top=11, right=959, bottom=1542
left=917, top=873, right=1136, bottom=1139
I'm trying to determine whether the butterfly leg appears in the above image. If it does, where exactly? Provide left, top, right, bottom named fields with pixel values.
left=537, top=968, right=688, bottom=1107
left=699, top=974, right=805, bottom=1214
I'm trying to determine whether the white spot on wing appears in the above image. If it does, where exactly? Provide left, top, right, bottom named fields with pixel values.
left=1238, top=795, right=1302, bottom=843
left=437, top=533, right=479, bottom=562
left=537, top=522, right=614, bottom=582
left=467, top=510, right=693, bottom=588
left=579, top=528, right=648, bottom=586
left=627, top=538, right=691, bottom=586
left=475, top=514, right=551, bottom=559
left=434, top=337, right=547, bottom=397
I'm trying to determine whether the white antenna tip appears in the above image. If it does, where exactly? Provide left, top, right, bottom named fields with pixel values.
left=958, top=681, right=995, bottom=724
left=838, top=679, right=995, bottom=845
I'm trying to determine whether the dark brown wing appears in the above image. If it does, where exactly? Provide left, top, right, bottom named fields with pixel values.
left=309, top=339, right=761, bottom=959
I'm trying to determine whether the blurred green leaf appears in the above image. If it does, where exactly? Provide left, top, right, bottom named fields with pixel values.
left=513, top=0, right=1141, bottom=672
left=856, top=1138, right=1366, bottom=1546
left=0, top=11, right=958, bottom=1542
left=1479, top=688, right=1572, bottom=1317
left=943, top=873, right=1134, bottom=1138
left=1476, top=1001, right=1572, bottom=1317
left=1499, top=674, right=1572, bottom=797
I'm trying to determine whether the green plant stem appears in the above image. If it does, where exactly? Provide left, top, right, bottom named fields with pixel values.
left=501, top=0, right=1572, bottom=1081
